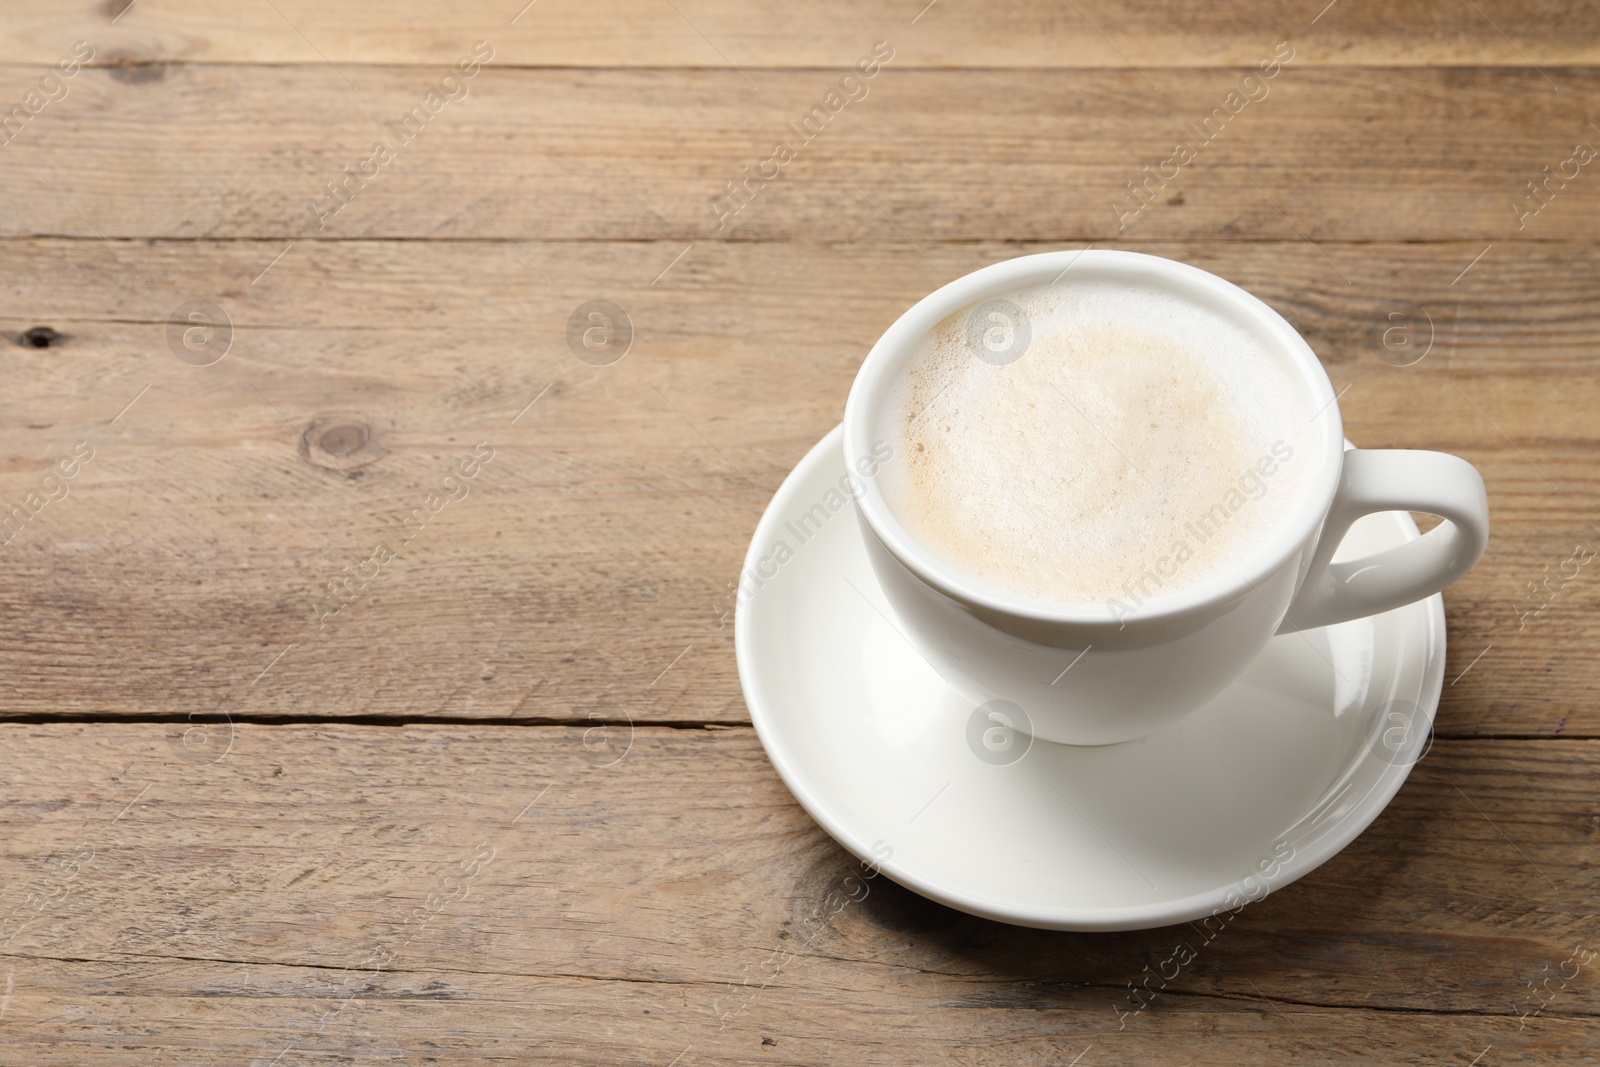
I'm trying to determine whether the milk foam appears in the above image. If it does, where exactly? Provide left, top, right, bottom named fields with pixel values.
left=877, top=279, right=1316, bottom=606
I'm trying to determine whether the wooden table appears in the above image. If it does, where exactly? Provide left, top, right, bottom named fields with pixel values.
left=1, top=2, right=1595, bottom=1063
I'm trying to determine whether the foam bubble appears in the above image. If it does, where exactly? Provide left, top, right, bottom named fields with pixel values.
left=876, top=278, right=1316, bottom=606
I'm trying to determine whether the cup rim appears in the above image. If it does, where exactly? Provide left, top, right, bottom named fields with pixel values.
left=842, top=249, right=1345, bottom=626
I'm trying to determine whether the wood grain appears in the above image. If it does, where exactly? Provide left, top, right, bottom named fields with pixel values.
left=0, top=723, right=1595, bottom=1065
left=1, top=3, right=1595, bottom=1063
left=5, top=0, right=1600, bottom=69
left=0, top=65, right=1596, bottom=242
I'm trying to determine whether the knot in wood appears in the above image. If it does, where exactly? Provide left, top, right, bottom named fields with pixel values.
left=301, top=414, right=384, bottom=472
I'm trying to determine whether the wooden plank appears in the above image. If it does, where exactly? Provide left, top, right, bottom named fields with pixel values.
left=0, top=238, right=1594, bottom=734
left=5, top=1, right=1600, bottom=69
left=4, top=963, right=1590, bottom=1067
left=3, top=966, right=1591, bottom=1067
left=0, top=724, right=1595, bottom=1064
left=0, top=65, right=1596, bottom=242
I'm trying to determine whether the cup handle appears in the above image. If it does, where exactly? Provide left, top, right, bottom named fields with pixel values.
left=1277, top=449, right=1489, bottom=634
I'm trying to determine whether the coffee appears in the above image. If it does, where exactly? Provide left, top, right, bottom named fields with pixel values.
left=875, top=278, right=1316, bottom=606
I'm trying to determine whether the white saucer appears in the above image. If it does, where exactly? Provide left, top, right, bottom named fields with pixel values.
left=736, top=426, right=1445, bottom=931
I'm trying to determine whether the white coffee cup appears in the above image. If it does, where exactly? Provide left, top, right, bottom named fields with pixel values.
left=844, top=250, right=1489, bottom=746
